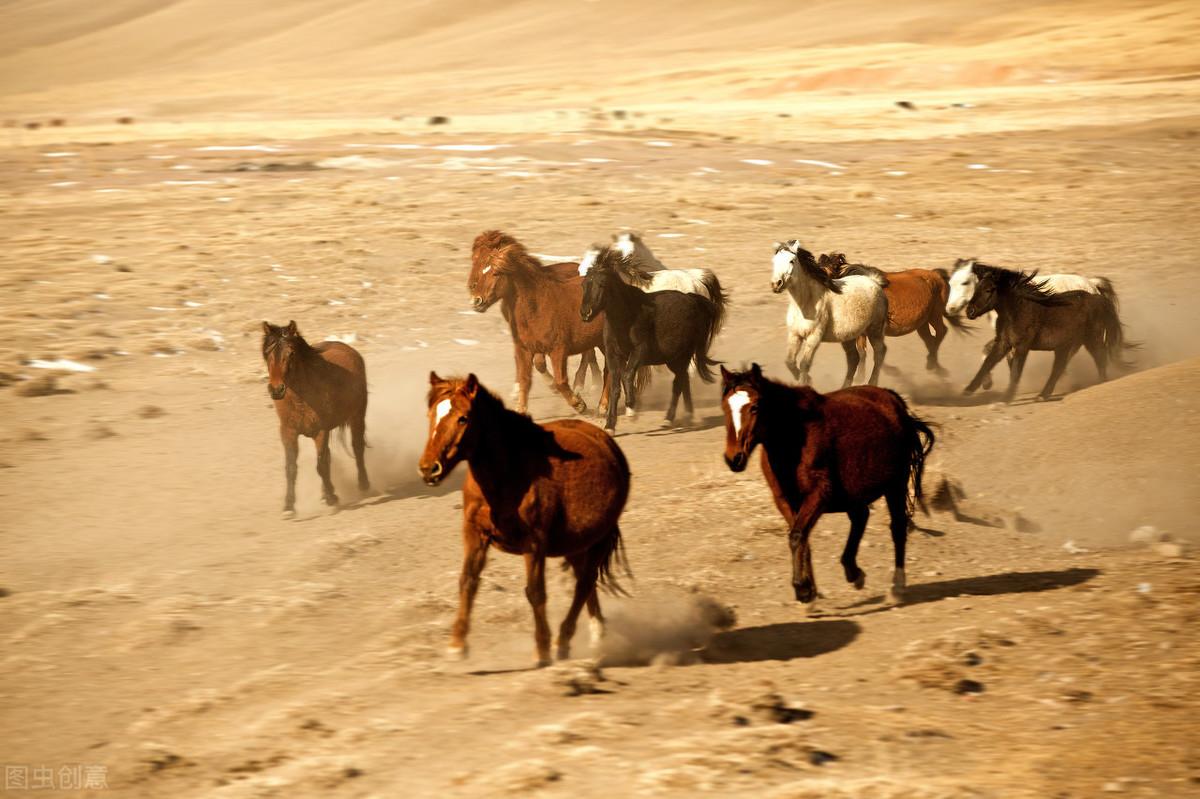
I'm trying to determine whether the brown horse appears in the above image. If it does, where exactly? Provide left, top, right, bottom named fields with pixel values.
left=262, top=321, right=369, bottom=516
left=419, top=372, right=630, bottom=665
left=820, top=254, right=967, bottom=377
left=720, top=363, right=934, bottom=604
left=469, top=231, right=606, bottom=415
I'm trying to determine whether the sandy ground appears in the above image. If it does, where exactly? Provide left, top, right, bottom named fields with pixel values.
left=2, top=2, right=1200, bottom=797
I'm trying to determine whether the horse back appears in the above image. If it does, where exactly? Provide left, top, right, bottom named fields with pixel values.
left=817, top=387, right=913, bottom=502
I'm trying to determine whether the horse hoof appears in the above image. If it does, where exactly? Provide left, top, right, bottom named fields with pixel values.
left=534, top=655, right=553, bottom=669
left=555, top=645, right=571, bottom=661
left=572, top=398, right=588, bottom=414
left=281, top=509, right=296, bottom=520
left=793, top=582, right=818, bottom=603
left=446, top=644, right=468, bottom=660
left=962, top=386, right=976, bottom=396
left=624, top=407, right=637, bottom=419
left=854, top=570, right=867, bottom=590
left=1035, top=394, right=1049, bottom=403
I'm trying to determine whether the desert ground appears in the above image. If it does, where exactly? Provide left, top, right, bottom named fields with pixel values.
left=2, top=1, right=1199, bottom=797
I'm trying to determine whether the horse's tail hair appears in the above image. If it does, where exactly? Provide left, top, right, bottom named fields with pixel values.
left=906, top=410, right=936, bottom=517
left=692, top=299, right=724, bottom=383
left=335, top=423, right=354, bottom=457
left=943, top=310, right=973, bottom=334
left=933, top=266, right=950, bottom=282
left=700, top=271, right=728, bottom=334
left=595, top=524, right=633, bottom=596
left=1098, top=292, right=1138, bottom=368
left=1091, top=276, right=1119, bottom=312
left=634, top=365, right=653, bottom=397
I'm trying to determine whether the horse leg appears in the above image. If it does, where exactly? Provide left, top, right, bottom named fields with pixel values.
left=920, top=315, right=949, bottom=375
left=571, top=350, right=593, bottom=395
left=350, top=413, right=370, bottom=493
left=1037, top=346, right=1077, bottom=402
left=788, top=489, right=829, bottom=603
left=855, top=336, right=868, bottom=383
left=1004, top=344, right=1031, bottom=403
left=524, top=551, right=553, bottom=667
left=314, top=429, right=338, bottom=506
left=785, top=332, right=803, bottom=382
left=884, top=488, right=910, bottom=602
left=621, top=351, right=640, bottom=419
left=551, top=347, right=587, bottom=414
left=557, top=552, right=600, bottom=661
left=840, top=505, right=870, bottom=590
left=514, top=345, right=534, bottom=415
left=604, top=359, right=624, bottom=432
left=680, top=368, right=695, bottom=419
left=840, top=340, right=861, bottom=388
left=448, top=525, right=489, bottom=659
left=1085, top=337, right=1108, bottom=383
left=665, top=365, right=685, bottom=424
left=964, top=339, right=1008, bottom=395
left=280, top=426, right=299, bottom=517
left=597, top=363, right=611, bottom=417
left=866, top=327, right=887, bottom=387
left=795, top=332, right=822, bottom=386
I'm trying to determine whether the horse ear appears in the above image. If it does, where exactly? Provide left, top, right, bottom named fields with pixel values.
left=262, top=321, right=271, bottom=336
left=285, top=320, right=298, bottom=336
left=429, top=371, right=441, bottom=386
left=464, top=373, right=479, bottom=398
left=750, top=362, right=764, bottom=382
left=720, top=365, right=733, bottom=386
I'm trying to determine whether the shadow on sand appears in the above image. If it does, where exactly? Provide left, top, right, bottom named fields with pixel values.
left=702, top=619, right=860, bottom=664
left=836, top=567, right=1100, bottom=617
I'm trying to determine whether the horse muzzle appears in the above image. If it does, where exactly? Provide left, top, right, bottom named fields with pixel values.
left=419, top=460, right=445, bottom=486
left=268, top=384, right=287, bottom=400
left=725, top=452, right=748, bottom=472
left=580, top=306, right=596, bottom=323
left=472, top=295, right=494, bottom=313
left=771, top=280, right=785, bottom=294
left=965, top=306, right=981, bottom=320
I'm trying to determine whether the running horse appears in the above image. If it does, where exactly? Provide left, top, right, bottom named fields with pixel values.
left=720, top=363, right=934, bottom=604
left=469, top=231, right=606, bottom=415
left=261, top=321, right=370, bottom=517
left=419, top=372, right=631, bottom=665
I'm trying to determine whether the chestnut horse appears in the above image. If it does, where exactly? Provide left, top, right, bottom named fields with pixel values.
left=819, top=254, right=968, bottom=378
left=262, top=321, right=369, bottom=516
left=419, top=372, right=630, bottom=665
left=720, top=363, right=934, bottom=604
left=469, top=231, right=606, bottom=415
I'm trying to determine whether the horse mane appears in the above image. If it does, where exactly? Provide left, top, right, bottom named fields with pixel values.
left=591, top=244, right=655, bottom=287
left=262, top=322, right=317, bottom=360
left=429, top=377, right=571, bottom=456
left=972, top=262, right=1063, bottom=305
left=819, top=252, right=890, bottom=287
left=471, top=229, right=544, bottom=279
left=793, top=244, right=844, bottom=294
left=725, top=364, right=824, bottom=418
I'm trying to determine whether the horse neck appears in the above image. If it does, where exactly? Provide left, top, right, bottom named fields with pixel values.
left=464, top=400, right=542, bottom=497
left=787, top=271, right=823, bottom=307
left=604, top=274, right=649, bottom=326
left=759, top=383, right=814, bottom=456
left=286, top=340, right=327, bottom=388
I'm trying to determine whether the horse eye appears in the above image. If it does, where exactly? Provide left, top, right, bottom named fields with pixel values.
left=457, top=415, right=468, bottom=425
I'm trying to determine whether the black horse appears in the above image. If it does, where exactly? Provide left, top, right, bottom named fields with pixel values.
left=580, top=246, right=724, bottom=432
left=963, top=264, right=1131, bottom=402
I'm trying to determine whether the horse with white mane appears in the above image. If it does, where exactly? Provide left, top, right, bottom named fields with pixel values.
left=771, top=240, right=889, bottom=387
left=580, top=232, right=726, bottom=332
left=946, top=257, right=1117, bottom=389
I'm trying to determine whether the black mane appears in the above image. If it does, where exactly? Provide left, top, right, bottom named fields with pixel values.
left=972, top=262, right=1063, bottom=305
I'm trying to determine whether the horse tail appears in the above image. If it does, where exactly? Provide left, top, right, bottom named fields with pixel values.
left=933, top=266, right=950, bottom=282
left=943, top=311, right=973, bottom=334
left=634, top=365, right=654, bottom=397
left=1091, top=276, right=1119, bottom=312
left=692, top=297, right=724, bottom=383
left=700, top=271, right=729, bottom=334
left=906, top=409, right=936, bottom=517
left=594, top=524, right=633, bottom=596
left=335, top=423, right=354, bottom=457
left=1098, top=293, right=1138, bottom=368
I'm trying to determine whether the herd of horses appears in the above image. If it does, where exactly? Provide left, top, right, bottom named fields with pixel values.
left=261, top=230, right=1133, bottom=664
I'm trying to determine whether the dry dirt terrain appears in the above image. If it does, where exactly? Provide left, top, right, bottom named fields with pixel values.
left=2, top=2, right=1199, bottom=797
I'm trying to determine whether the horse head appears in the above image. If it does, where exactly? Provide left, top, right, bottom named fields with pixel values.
left=720, top=363, right=769, bottom=472
left=770, top=241, right=799, bottom=293
left=964, top=265, right=999, bottom=319
left=419, top=371, right=481, bottom=485
left=469, top=230, right=517, bottom=312
left=945, top=258, right=978, bottom=315
left=579, top=245, right=618, bottom=322
left=261, top=320, right=301, bottom=400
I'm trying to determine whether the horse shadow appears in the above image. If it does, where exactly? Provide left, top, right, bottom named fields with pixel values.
left=701, top=619, right=860, bottom=664
left=835, top=567, right=1100, bottom=616
left=642, top=413, right=726, bottom=437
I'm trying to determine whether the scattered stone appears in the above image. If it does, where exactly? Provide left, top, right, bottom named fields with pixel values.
left=895, top=100, right=917, bottom=110
left=548, top=660, right=610, bottom=696
left=87, top=422, right=118, bottom=440
left=1002, top=510, right=1041, bottom=533
left=488, top=759, right=562, bottom=793
left=226, top=161, right=321, bottom=173
left=16, top=375, right=73, bottom=397
left=954, top=679, right=985, bottom=695
left=48, top=118, right=66, bottom=127
left=749, top=690, right=814, bottom=724
left=962, top=651, right=983, bottom=667
left=0, top=371, right=17, bottom=388
left=1062, top=689, right=1093, bottom=703
left=808, top=750, right=839, bottom=766
left=611, top=110, right=627, bottom=119
left=1154, top=541, right=1186, bottom=558
left=139, top=405, right=166, bottom=419
left=428, top=115, right=450, bottom=125
left=1129, top=525, right=1166, bottom=545
left=0, top=587, right=10, bottom=597
left=116, top=116, right=135, bottom=125
left=24, top=121, right=41, bottom=130
left=1062, top=540, right=1089, bottom=555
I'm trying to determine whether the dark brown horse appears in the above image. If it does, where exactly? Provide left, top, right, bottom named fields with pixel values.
left=819, top=253, right=968, bottom=377
left=720, top=363, right=934, bottom=604
left=419, top=372, right=631, bottom=665
left=262, top=321, right=369, bottom=516
left=469, top=231, right=606, bottom=415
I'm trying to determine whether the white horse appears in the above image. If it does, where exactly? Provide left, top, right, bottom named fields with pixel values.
left=946, top=258, right=1116, bottom=389
left=581, top=232, right=721, bottom=302
left=772, top=240, right=889, bottom=387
